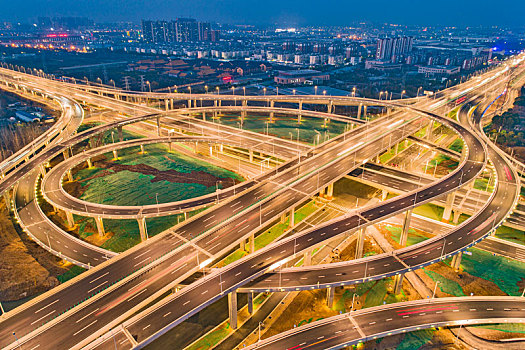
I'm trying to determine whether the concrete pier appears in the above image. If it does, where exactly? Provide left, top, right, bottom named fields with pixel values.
left=228, top=290, right=238, bottom=330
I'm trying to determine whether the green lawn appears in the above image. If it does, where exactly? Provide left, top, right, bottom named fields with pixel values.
left=460, top=248, right=525, bottom=296
left=423, top=269, right=465, bottom=296
left=216, top=114, right=348, bottom=145
left=74, top=143, right=243, bottom=207
left=384, top=224, right=430, bottom=246
left=57, top=265, right=86, bottom=283
left=396, top=329, right=436, bottom=350
left=448, top=138, right=463, bottom=153
left=494, top=225, right=525, bottom=245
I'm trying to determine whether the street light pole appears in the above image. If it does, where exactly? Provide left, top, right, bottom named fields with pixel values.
left=351, top=293, right=359, bottom=312
left=432, top=281, right=440, bottom=299
left=258, top=322, right=263, bottom=342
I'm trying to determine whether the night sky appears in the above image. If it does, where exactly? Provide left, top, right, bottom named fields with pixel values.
left=1, top=0, right=524, bottom=26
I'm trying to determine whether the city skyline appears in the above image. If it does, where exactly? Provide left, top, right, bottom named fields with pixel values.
left=2, top=0, right=525, bottom=27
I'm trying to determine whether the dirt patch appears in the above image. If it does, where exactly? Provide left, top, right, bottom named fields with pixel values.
left=377, top=223, right=433, bottom=250
left=0, top=199, right=67, bottom=302
left=97, top=159, right=238, bottom=187
left=467, top=326, right=525, bottom=341
left=263, top=289, right=339, bottom=338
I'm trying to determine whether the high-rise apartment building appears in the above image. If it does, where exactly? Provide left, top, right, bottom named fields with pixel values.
left=376, top=36, right=413, bottom=61
left=142, top=18, right=214, bottom=43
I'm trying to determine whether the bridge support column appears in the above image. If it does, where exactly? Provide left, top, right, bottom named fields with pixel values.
left=40, top=164, right=46, bottom=177
left=363, top=105, right=367, bottom=119
left=325, top=183, right=334, bottom=200
left=112, top=150, right=118, bottom=159
left=328, top=100, right=333, bottom=114
left=247, top=292, right=254, bottom=314
left=395, top=142, right=400, bottom=155
left=164, top=99, right=169, bottom=111
left=86, top=158, right=92, bottom=168
left=249, top=150, right=254, bottom=162
left=298, top=101, right=303, bottom=123
left=280, top=212, right=287, bottom=224
left=453, top=209, right=461, bottom=224
left=228, top=290, right=238, bottom=330
left=381, top=189, right=388, bottom=201
left=451, top=252, right=462, bottom=271
left=357, top=103, right=362, bottom=119
left=269, top=101, right=275, bottom=122
left=289, top=207, right=295, bottom=227
left=156, top=116, right=161, bottom=136
left=63, top=149, right=70, bottom=160
left=400, top=209, right=412, bottom=247
left=170, top=99, right=174, bottom=109
left=137, top=217, right=148, bottom=241
left=140, top=144, right=145, bottom=154
left=443, top=192, right=455, bottom=222
left=240, top=238, right=246, bottom=251
left=202, top=112, right=206, bottom=121
left=118, top=126, right=123, bottom=142
left=65, top=210, right=75, bottom=228
left=426, top=120, right=434, bottom=140
left=394, top=273, right=404, bottom=294
left=326, top=287, right=335, bottom=308
left=95, top=216, right=105, bottom=237
left=303, top=249, right=312, bottom=266
left=356, top=227, right=366, bottom=259
left=319, top=187, right=325, bottom=198
left=187, top=99, right=192, bottom=108
left=249, top=234, right=255, bottom=253
left=184, top=211, right=188, bottom=221
left=66, top=169, right=73, bottom=182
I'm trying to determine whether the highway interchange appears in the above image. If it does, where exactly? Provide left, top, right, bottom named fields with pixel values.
left=0, top=55, right=524, bottom=349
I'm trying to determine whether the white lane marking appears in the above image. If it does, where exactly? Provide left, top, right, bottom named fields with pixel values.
left=35, top=299, right=59, bottom=314
left=73, top=320, right=98, bottom=336
left=30, top=310, right=55, bottom=325
left=133, top=249, right=151, bottom=260
left=75, top=308, right=100, bottom=323
left=127, top=289, right=148, bottom=302
left=87, top=281, right=108, bottom=294
left=89, top=272, right=109, bottom=284
left=133, top=257, right=151, bottom=267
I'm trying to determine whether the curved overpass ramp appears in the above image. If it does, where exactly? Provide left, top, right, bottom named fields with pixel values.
left=246, top=297, right=525, bottom=350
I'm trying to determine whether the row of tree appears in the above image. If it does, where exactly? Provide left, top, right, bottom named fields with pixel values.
left=487, top=89, right=525, bottom=148
left=0, top=124, right=45, bottom=162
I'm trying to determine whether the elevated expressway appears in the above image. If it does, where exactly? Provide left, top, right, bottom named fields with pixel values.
left=0, top=86, right=118, bottom=269
left=83, top=62, right=522, bottom=346
left=246, top=297, right=525, bottom=350
left=0, top=58, right=522, bottom=349
left=98, top=99, right=496, bottom=349
left=4, top=105, right=316, bottom=266
left=238, top=88, right=525, bottom=350
left=0, top=105, right=426, bottom=349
